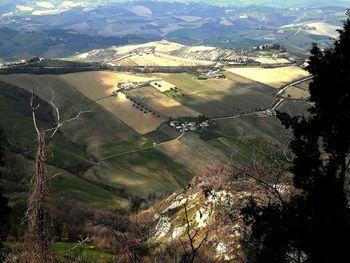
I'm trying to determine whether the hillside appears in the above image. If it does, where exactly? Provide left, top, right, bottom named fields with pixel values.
left=138, top=160, right=294, bottom=262
left=0, top=54, right=310, bottom=202
left=0, top=27, right=159, bottom=61
left=74, top=40, right=223, bottom=66
left=0, top=2, right=346, bottom=58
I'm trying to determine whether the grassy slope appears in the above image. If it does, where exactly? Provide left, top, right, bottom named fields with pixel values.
left=54, top=242, right=113, bottom=262
left=51, top=168, right=129, bottom=210
left=87, top=149, right=193, bottom=198
left=0, top=87, right=92, bottom=173
left=0, top=74, right=196, bottom=198
left=0, top=69, right=304, bottom=199
left=7, top=242, right=113, bottom=262
left=0, top=87, right=127, bottom=210
left=0, top=74, right=138, bottom=159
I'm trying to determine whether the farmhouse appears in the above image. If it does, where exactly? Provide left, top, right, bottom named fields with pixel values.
left=206, top=70, right=225, bottom=79
left=170, top=121, right=179, bottom=127
left=118, top=82, right=136, bottom=89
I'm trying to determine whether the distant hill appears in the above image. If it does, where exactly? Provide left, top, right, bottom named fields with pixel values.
left=1, top=0, right=350, bottom=15
left=3, top=0, right=349, bottom=9
left=0, top=27, right=160, bottom=61
left=0, top=1, right=346, bottom=59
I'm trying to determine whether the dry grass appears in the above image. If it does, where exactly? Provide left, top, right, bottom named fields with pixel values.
left=150, top=80, right=177, bottom=92
left=114, top=53, right=213, bottom=67
left=226, top=66, right=309, bottom=88
left=282, top=86, right=310, bottom=99
left=255, top=57, right=291, bottom=64
left=116, top=41, right=184, bottom=54
left=98, top=93, right=166, bottom=134
left=305, top=22, right=339, bottom=37
left=146, top=97, right=199, bottom=118
left=61, top=71, right=153, bottom=100
left=61, top=71, right=167, bottom=134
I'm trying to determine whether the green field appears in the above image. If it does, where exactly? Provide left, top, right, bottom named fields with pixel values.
left=6, top=242, right=113, bottom=262
left=0, top=81, right=92, bottom=174
left=0, top=68, right=305, bottom=202
left=86, top=149, right=194, bottom=198
left=54, top=242, right=113, bottom=262
left=0, top=74, right=138, bottom=159
left=0, top=74, right=196, bottom=199
left=154, top=72, right=275, bottom=117
left=51, top=169, right=129, bottom=210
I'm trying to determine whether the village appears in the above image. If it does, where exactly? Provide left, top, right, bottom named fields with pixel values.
left=169, top=118, right=212, bottom=133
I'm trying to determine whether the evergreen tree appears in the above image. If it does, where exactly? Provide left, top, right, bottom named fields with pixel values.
left=242, top=12, right=350, bottom=263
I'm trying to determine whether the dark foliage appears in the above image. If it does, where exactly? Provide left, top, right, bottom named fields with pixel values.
left=0, top=81, right=53, bottom=123
left=0, top=130, right=11, bottom=262
left=241, top=12, right=350, bottom=263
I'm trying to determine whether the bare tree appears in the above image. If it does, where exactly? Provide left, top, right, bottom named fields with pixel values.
left=20, top=89, right=91, bottom=263
left=179, top=203, right=208, bottom=263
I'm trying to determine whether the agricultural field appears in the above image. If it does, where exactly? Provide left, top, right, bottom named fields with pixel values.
left=0, top=73, right=139, bottom=159
left=213, top=113, right=290, bottom=144
left=0, top=65, right=310, bottom=205
left=280, top=22, right=340, bottom=38
left=157, top=133, right=231, bottom=177
left=114, top=53, right=213, bottom=67
left=150, top=80, right=176, bottom=92
left=61, top=71, right=153, bottom=100
left=226, top=66, right=310, bottom=88
left=51, top=168, right=129, bottom=210
left=98, top=93, right=166, bottom=134
left=61, top=71, right=168, bottom=134
left=0, top=83, right=129, bottom=211
left=85, top=148, right=194, bottom=198
left=282, top=86, right=310, bottom=99
left=125, top=86, right=199, bottom=119
left=146, top=97, right=199, bottom=119
left=75, top=40, right=217, bottom=66
left=254, top=57, right=291, bottom=64
left=154, top=71, right=275, bottom=117
left=281, top=79, right=311, bottom=99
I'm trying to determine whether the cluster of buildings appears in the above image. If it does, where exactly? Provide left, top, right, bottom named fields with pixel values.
left=228, top=57, right=260, bottom=66
left=117, top=81, right=150, bottom=90
left=169, top=119, right=211, bottom=133
left=206, top=70, right=225, bottom=79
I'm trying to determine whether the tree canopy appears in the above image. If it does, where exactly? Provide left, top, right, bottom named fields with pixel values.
left=242, top=12, right=350, bottom=263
